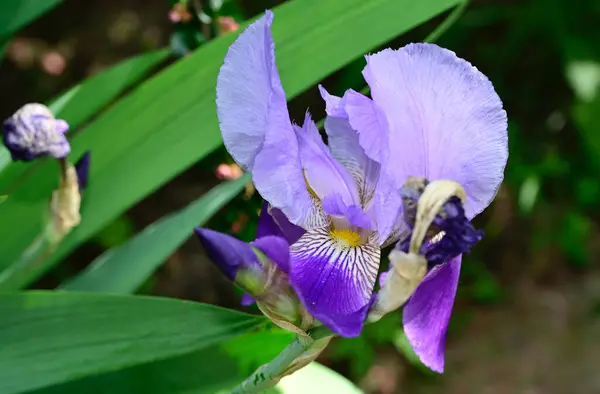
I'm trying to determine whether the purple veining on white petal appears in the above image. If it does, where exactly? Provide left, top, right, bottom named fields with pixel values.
left=289, top=227, right=380, bottom=337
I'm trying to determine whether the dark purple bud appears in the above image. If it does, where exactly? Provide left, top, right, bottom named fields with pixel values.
left=2, top=103, right=70, bottom=162
left=75, top=151, right=91, bottom=191
left=195, top=227, right=308, bottom=330
left=194, top=228, right=259, bottom=281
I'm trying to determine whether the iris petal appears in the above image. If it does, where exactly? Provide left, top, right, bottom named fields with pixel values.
left=319, top=86, right=381, bottom=207
left=319, top=86, right=403, bottom=244
left=251, top=235, right=290, bottom=273
left=322, top=193, right=372, bottom=229
left=216, top=10, right=314, bottom=226
left=289, top=227, right=380, bottom=336
left=403, top=255, right=462, bottom=373
left=295, top=112, right=360, bottom=209
left=363, top=43, right=508, bottom=219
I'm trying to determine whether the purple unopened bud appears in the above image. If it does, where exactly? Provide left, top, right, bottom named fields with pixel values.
left=2, top=103, right=71, bottom=161
left=74, top=151, right=91, bottom=191
left=195, top=228, right=258, bottom=281
left=195, top=228, right=315, bottom=334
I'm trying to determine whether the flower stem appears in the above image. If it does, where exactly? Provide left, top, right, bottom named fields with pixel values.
left=230, top=326, right=332, bottom=394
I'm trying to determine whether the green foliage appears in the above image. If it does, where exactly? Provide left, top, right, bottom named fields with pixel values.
left=0, top=0, right=461, bottom=288
left=60, top=174, right=251, bottom=293
left=0, top=291, right=264, bottom=394
left=0, top=50, right=170, bottom=190
left=0, top=0, right=62, bottom=39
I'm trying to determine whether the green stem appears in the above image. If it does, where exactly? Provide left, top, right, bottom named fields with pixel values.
left=230, top=326, right=332, bottom=394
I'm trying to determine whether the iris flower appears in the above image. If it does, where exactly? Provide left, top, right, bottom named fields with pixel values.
left=205, top=10, right=507, bottom=372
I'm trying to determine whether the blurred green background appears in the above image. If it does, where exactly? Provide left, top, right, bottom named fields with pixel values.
left=2, top=0, right=600, bottom=393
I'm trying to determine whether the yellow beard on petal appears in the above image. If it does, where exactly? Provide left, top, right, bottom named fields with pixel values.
left=329, top=228, right=362, bottom=247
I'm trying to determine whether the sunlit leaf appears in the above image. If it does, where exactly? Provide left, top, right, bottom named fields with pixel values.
left=0, top=291, right=264, bottom=394
left=60, top=174, right=250, bottom=293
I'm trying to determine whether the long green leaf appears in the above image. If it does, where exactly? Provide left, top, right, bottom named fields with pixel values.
left=30, top=330, right=294, bottom=394
left=0, top=291, right=264, bottom=394
left=0, top=0, right=461, bottom=286
left=0, top=49, right=169, bottom=186
left=0, top=0, right=62, bottom=39
left=49, top=49, right=170, bottom=129
left=60, top=174, right=250, bottom=293
left=29, top=331, right=361, bottom=394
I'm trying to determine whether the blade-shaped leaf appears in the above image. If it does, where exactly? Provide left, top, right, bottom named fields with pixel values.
left=0, top=291, right=264, bottom=394
left=0, top=49, right=169, bottom=186
left=29, top=329, right=294, bottom=394
left=48, top=49, right=170, bottom=129
left=60, top=174, right=250, bottom=293
left=0, top=0, right=62, bottom=39
left=0, top=0, right=461, bottom=286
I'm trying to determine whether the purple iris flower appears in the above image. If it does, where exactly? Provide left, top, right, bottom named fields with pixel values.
left=215, top=9, right=507, bottom=371
left=2, top=103, right=70, bottom=161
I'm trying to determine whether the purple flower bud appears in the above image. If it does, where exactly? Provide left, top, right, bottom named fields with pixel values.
left=74, top=151, right=91, bottom=191
left=194, top=228, right=259, bottom=281
left=195, top=227, right=315, bottom=334
left=2, top=103, right=70, bottom=161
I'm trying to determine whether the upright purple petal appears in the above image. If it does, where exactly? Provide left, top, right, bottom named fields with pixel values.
left=295, top=112, right=360, bottom=208
left=319, top=86, right=403, bottom=244
left=319, top=86, right=383, bottom=206
left=403, top=255, right=462, bottom=373
left=216, top=10, right=314, bottom=227
left=290, top=227, right=380, bottom=336
left=363, top=43, right=508, bottom=219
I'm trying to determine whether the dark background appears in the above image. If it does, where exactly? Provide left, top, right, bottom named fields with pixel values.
left=3, top=0, right=600, bottom=392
